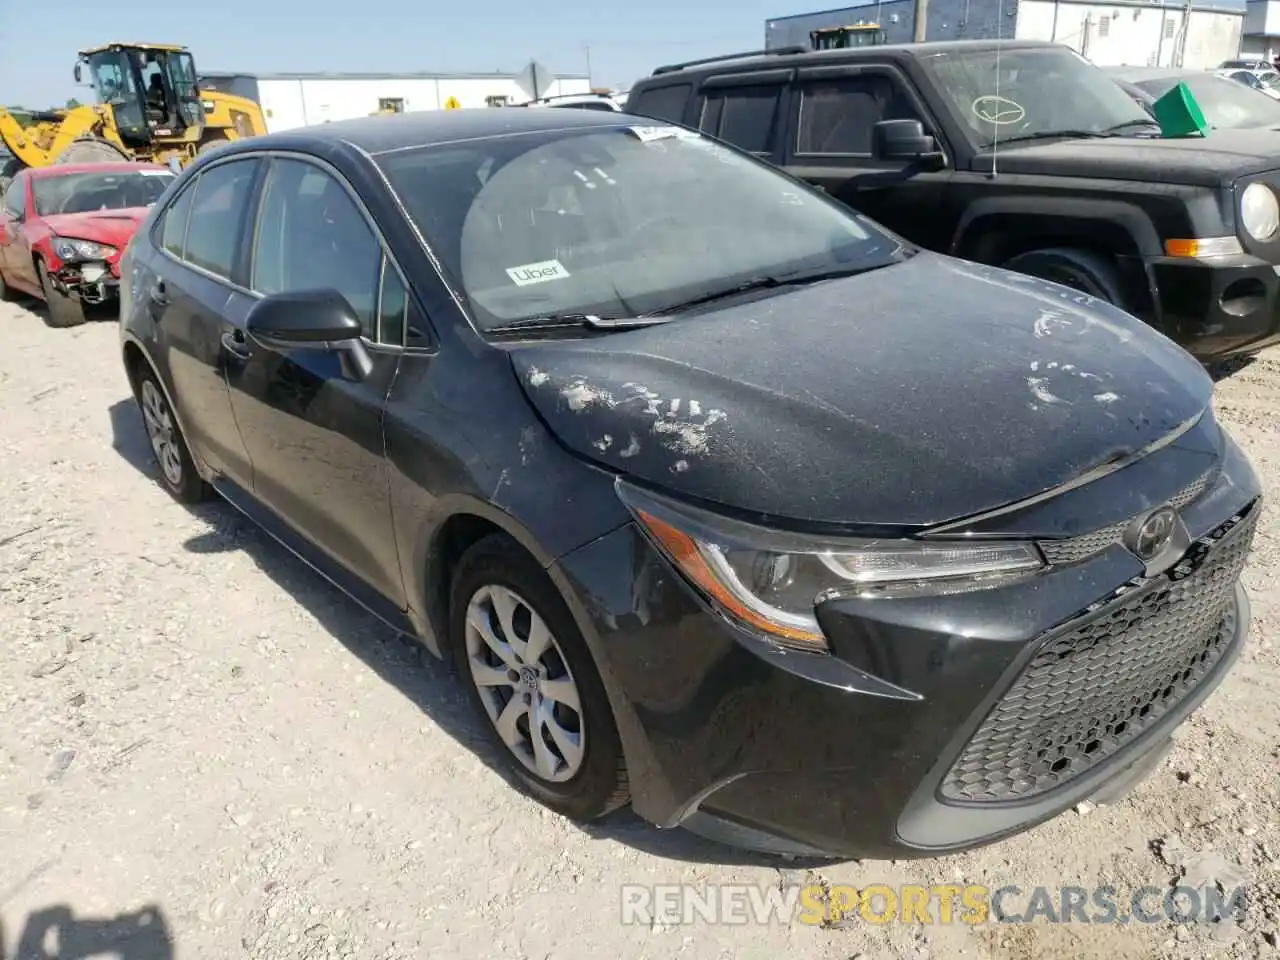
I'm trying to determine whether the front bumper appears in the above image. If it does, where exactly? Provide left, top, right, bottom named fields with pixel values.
left=1147, top=253, right=1280, bottom=360
left=50, top=259, right=119, bottom=305
left=552, top=437, right=1260, bottom=860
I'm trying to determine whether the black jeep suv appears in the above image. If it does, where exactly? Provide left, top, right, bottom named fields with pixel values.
left=626, top=39, right=1280, bottom=361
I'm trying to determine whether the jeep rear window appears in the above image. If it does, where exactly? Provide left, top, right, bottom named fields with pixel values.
left=919, top=45, right=1154, bottom=148
left=628, top=83, right=692, bottom=123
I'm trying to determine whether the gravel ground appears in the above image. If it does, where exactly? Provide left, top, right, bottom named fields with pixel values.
left=1, top=298, right=1278, bottom=960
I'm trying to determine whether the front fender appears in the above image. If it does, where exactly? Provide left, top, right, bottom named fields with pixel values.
left=952, top=195, right=1164, bottom=259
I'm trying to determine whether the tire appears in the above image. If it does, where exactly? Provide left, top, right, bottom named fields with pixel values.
left=133, top=363, right=211, bottom=504
left=1001, top=247, right=1127, bottom=308
left=36, top=258, right=86, bottom=328
left=55, top=136, right=130, bottom=164
left=450, top=534, right=629, bottom=820
left=197, top=136, right=229, bottom=155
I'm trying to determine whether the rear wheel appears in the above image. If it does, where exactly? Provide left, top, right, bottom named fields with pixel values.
left=55, top=136, right=130, bottom=164
left=134, top=364, right=210, bottom=504
left=36, top=259, right=86, bottom=328
left=1001, top=247, right=1127, bottom=307
left=450, top=534, right=629, bottom=821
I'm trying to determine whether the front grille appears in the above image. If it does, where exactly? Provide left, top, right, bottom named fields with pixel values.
left=1038, top=470, right=1215, bottom=567
left=941, top=502, right=1257, bottom=805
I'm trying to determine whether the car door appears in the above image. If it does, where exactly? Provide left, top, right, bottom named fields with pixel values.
left=146, top=156, right=261, bottom=484
left=224, top=154, right=406, bottom=606
left=0, top=174, right=38, bottom=295
left=781, top=64, right=955, bottom=251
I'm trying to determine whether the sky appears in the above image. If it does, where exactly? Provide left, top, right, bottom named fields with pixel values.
left=1, top=0, right=801, bottom=107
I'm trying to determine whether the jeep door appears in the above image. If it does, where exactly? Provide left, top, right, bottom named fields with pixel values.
left=780, top=64, right=955, bottom=251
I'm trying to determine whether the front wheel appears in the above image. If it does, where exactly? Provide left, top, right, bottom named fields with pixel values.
left=36, top=259, right=86, bottom=328
left=1001, top=247, right=1127, bottom=308
left=450, top=534, right=629, bottom=820
left=134, top=365, right=210, bottom=504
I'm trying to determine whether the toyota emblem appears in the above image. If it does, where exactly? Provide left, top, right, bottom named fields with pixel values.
left=1132, top=506, right=1178, bottom=561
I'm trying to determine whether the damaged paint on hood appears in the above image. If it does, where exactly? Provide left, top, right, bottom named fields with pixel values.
left=509, top=252, right=1213, bottom=529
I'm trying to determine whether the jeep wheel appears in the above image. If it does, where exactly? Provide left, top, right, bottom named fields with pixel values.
left=1001, top=247, right=1127, bottom=308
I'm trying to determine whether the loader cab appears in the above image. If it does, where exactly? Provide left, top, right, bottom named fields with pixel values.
left=76, top=43, right=204, bottom=146
left=810, top=24, right=888, bottom=49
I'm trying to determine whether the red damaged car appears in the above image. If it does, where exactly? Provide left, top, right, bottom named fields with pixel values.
left=0, top=162, right=176, bottom=327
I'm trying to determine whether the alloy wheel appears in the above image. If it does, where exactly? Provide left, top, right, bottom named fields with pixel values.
left=140, top=379, right=183, bottom=487
left=464, top=583, right=586, bottom=782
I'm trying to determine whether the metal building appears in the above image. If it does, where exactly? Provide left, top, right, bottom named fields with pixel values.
left=766, top=0, right=1246, bottom=68
left=198, top=65, right=592, bottom=133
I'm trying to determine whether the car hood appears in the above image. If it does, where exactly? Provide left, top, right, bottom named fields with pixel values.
left=510, top=252, right=1213, bottom=529
left=40, top=208, right=149, bottom=247
left=974, top=129, right=1280, bottom=185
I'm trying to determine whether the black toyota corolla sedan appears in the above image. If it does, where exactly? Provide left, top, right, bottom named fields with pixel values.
left=117, top=107, right=1259, bottom=860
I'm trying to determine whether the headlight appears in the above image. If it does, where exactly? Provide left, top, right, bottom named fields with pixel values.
left=617, top=481, right=1045, bottom=652
left=53, top=237, right=117, bottom=262
left=1240, top=182, right=1279, bottom=241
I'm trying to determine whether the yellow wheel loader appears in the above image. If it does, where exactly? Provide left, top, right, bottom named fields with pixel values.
left=810, top=23, right=888, bottom=49
left=0, top=42, right=267, bottom=189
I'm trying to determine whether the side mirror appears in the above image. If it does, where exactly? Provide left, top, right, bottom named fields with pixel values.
left=74, top=63, right=82, bottom=84
left=166, top=156, right=182, bottom=174
left=245, top=289, right=373, bottom=380
left=872, top=119, right=945, bottom=170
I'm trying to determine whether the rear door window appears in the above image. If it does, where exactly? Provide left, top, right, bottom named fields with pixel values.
left=700, top=84, right=782, bottom=154
left=182, top=159, right=260, bottom=278
left=628, top=83, right=692, bottom=123
left=2, top=176, right=24, bottom=218
left=159, top=180, right=196, bottom=258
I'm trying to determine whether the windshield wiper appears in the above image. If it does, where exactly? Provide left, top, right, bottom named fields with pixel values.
left=486, top=313, right=672, bottom=335
left=1100, top=118, right=1162, bottom=134
left=991, top=130, right=1113, bottom=146
left=652, top=262, right=889, bottom=315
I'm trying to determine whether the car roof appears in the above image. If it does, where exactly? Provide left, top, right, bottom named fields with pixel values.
left=27, top=161, right=169, bottom=179
left=214, top=107, right=641, bottom=157
left=642, top=38, right=1064, bottom=80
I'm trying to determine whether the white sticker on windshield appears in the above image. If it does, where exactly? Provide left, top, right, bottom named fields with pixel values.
left=626, top=125, right=703, bottom=143
left=137, top=169, right=174, bottom=176
left=506, top=259, right=571, bottom=286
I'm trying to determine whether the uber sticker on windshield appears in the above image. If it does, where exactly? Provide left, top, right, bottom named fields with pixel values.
left=506, top=259, right=571, bottom=287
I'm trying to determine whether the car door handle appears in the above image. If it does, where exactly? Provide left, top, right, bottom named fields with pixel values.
left=148, top=281, right=168, bottom=306
left=220, top=329, right=251, bottom=361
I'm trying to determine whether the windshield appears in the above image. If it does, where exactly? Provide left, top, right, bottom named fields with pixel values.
left=33, top=170, right=175, bottom=215
left=919, top=45, right=1154, bottom=147
left=377, top=126, right=904, bottom=330
left=1133, top=74, right=1280, bottom=129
